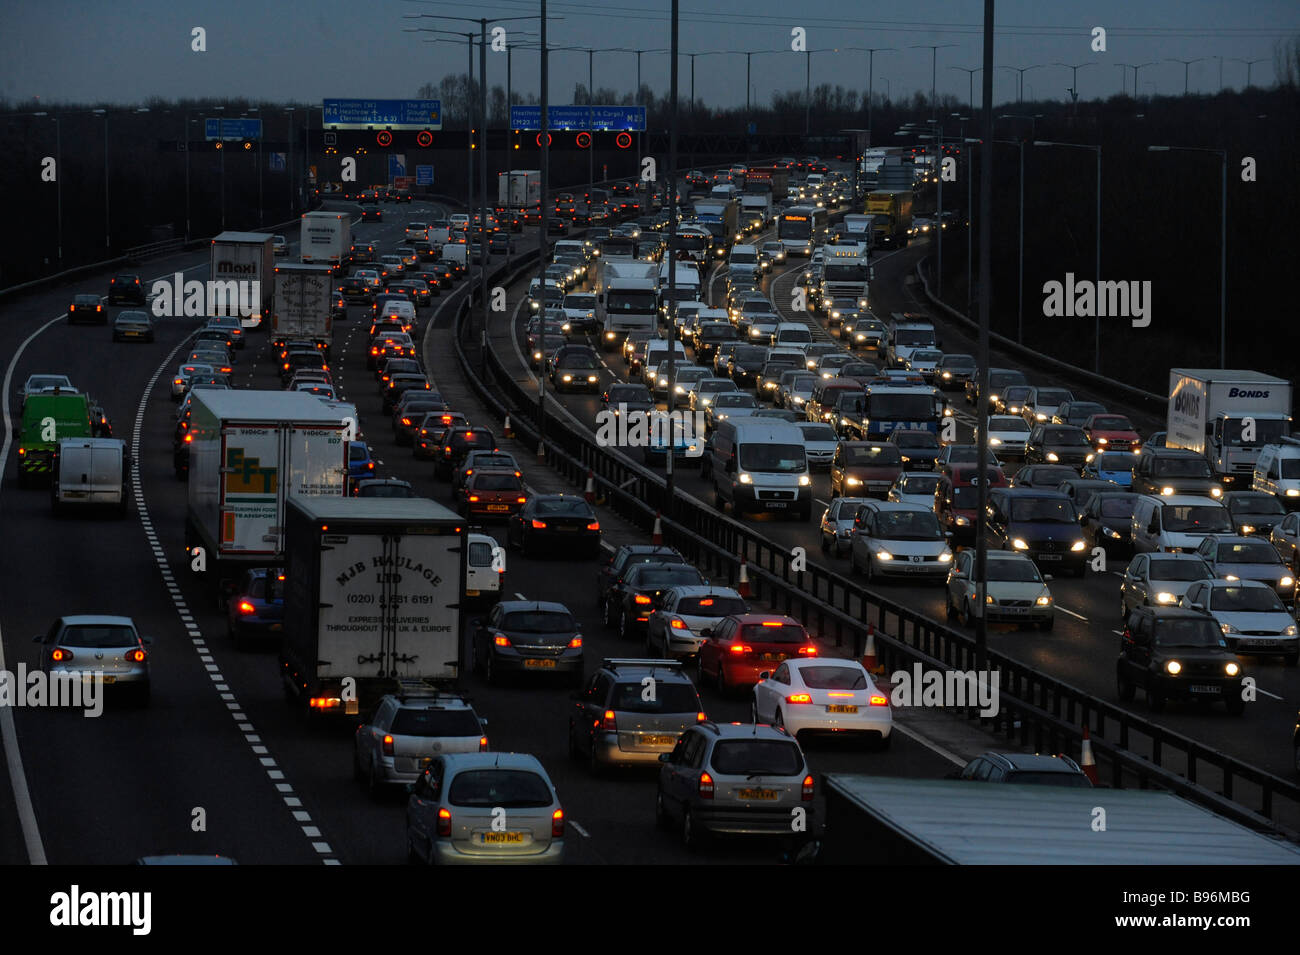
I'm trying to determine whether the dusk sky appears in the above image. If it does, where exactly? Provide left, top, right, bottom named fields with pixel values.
left=2, top=0, right=1295, bottom=111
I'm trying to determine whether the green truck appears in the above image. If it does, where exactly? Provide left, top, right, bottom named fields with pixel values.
left=864, top=190, right=914, bottom=249
left=17, top=392, right=94, bottom=486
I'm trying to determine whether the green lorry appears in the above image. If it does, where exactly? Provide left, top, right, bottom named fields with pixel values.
left=17, top=392, right=94, bottom=486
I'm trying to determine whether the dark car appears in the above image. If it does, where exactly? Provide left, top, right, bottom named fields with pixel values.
left=602, top=382, right=654, bottom=417
left=956, top=752, right=1092, bottom=787
left=459, top=469, right=527, bottom=519
left=597, top=545, right=688, bottom=624
left=1024, top=424, right=1096, bottom=469
left=1132, top=447, right=1223, bottom=500
left=830, top=442, right=905, bottom=498
left=434, top=426, right=497, bottom=481
left=1056, top=478, right=1121, bottom=518
left=108, top=273, right=147, bottom=305
left=1225, top=490, right=1288, bottom=538
left=225, top=568, right=285, bottom=649
left=406, top=271, right=444, bottom=297
left=1082, top=491, right=1140, bottom=556
left=1051, top=400, right=1109, bottom=428
left=935, top=353, right=976, bottom=391
left=887, top=430, right=941, bottom=471
left=388, top=280, right=432, bottom=310
left=377, top=356, right=423, bottom=386
left=1117, top=606, right=1245, bottom=713
left=392, top=394, right=448, bottom=444
left=693, top=323, right=739, bottom=364
left=550, top=347, right=602, bottom=393
left=936, top=465, right=1010, bottom=544
left=347, top=241, right=376, bottom=265
left=547, top=217, right=569, bottom=235
left=985, top=487, right=1089, bottom=576
left=352, top=478, right=417, bottom=498
left=473, top=600, right=584, bottom=686
left=381, top=374, right=432, bottom=415
left=361, top=204, right=383, bottom=221
left=339, top=277, right=373, bottom=303
left=69, top=293, right=107, bottom=324
left=569, top=659, right=704, bottom=774
left=608, top=562, right=709, bottom=641
left=966, top=367, right=1028, bottom=408
left=1011, top=464, right=1080, bottom=489
left=507, top=494, right=602, bottom=558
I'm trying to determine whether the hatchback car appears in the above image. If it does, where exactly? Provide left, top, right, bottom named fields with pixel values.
left=33, top=615, right=152, bottom=705
left=1082, top=413, right=1141, bottom=453
left=1193, top=535, right=1296, bottom=603
left=655, top=720, right=814, bottom=849
left=1181, top=579, right=1299, bottom=664
left=473, top=600, right=584, bottom=686
left=946, top=550, right=1055, bottom=630
left=460, top=469, right=527, bottom=519
left=569, top=659, right=705, bottom=773
left=752, top=658, right=891, bottom=747
left=831, top=442, right=905, bottom=498
left=1119, top=552, right=1215, bottom=618
left=696, top=614, right=818, bottom=693
left=112, top=310, right=155, bottom=342
left=887, top=472, right=941, bottom=510
left=225, top=567, right=284, bottom=648
left=69, top=293, right=107, bottom=324
left=981, top=415, right=1032, bottom=458
left=355, top=691, right=488, bottom=796
left=1083, top=451, right=1138, bottom=487
left=818, top=497, right=871, bottom=557
left=848, top=501, right=954, bottom=583
left=507, top=494, right=601, bottom=558
left=985, top=487, right=1089, bottom=576
left=956, top=752, right=1092, bottom=786
left=108, top=273, right=147, bottom=305
left=405, top=752, right=564, bottom=864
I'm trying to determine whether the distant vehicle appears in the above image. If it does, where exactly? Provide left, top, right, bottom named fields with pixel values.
left=112, top=310, right=155, bottom=342
left=34, top=614, right=152, bottom=705
left=355, top=691, right=487, bottom=797
left=108, top=273, right=147, bottom=305
left=956, top=752, right=1091, bottom=787
left=272, top=235, right=288, bottom=255
left=1117, top=606, right=1245, bottom=713
left=68, top=293, right=106, bottom=324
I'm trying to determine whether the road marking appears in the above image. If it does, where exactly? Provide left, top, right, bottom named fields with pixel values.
left=1056, top=606, right=1089, bottom=622
left=514, top=592, right=527, bottom=600
left=889, top=722, right=966, bottom=767
left=569, top=819, right=591, bottom=838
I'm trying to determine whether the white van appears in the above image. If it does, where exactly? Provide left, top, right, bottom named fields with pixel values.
left=1252, top=442, right=1300, bottom=504
left=51, top=437, right=129, bottom=515
left=1130, top=494, right=1233, bottom=553
left=641, top=340, right=689, bottom=386
left=771, top=322, right=815, bottom=349
left=465, top=532, right=502, bottom=606
left=379, top=300, right=416, bottom=324
left=554, top=239, right=589, bottom=262
left=709, top=419, right=812, bottom=519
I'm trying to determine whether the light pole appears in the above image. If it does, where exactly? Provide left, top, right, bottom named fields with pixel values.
left=1167, top=57, right=1207, bottom=95
left=1149, top=145, right=1227, bottom=367
left=246, top=107, right=263, bottom=227
left=911, top=44, right=957, bottom=120
left=950, top=67, right=981, bottom=114
left=1114, top=63, right=1133, bottom=95
left=999, top=111, right=1043, bottom=141
left=991, top=138, right=1026, bottom=342
left=613, top=48, right=666, bottom=177
left=537, top=0, right=549, bottom=462
left=999, top=64, right=1043, bottom=104
left=212, top=105, right=227, bottom=231
left=844, top=47, right=895, bottom=144
left=1131, top=61, right=1157, bottom=98
left=1229, top=57, right=1267, bottom=89
left=953, top=119, right=972, bottom=316
left=93, top=109, right=108, bottom=249
left=285, top=107, right=295, bottom=216
left=666, top=0, right=679, bottom=503
left=1035, top=140, right=1102, bottom=373
left=1055, top=62, right=1095, bottom=114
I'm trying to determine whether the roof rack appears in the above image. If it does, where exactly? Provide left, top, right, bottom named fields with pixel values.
left=601, top=658, right=683, bottom=671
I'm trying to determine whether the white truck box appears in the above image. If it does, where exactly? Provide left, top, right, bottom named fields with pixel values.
left=1168, top=369, right=1294, bottom=485
left=300, top=211, right=351, bottom=270
left=272, top=263, right=334, bottom=346
left=209, top=231, right=274, bottom=328
left=52, top=437, right=128, bottom=514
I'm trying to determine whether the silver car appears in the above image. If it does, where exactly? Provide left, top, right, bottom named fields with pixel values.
left=354, top=692, right=487, bottom=796
left=1193, top=535, right=1296, bottom=604
left=645, top=587, right=750, bottom=658
left=33, top=614, right=152, bottom=705
left=405, top=752, right=564, bottom=865
left=796, top=421, right=839, bottom=470
left=1180, top=579, right=1299, bottom=663
left=568, top=659, right=706, bottom=771
left=888, top=472, right=941, bottom=509
left=1119, top=552, right=1214, bottom=618
left=848, top=501, right=954, bottom=583
left=820, top=497, right=871, bottom=556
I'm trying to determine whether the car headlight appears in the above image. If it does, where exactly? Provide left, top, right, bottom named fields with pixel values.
left=561, top=374, right=573, bottom=382
left=1220, top=622, right=1238, bottom=634
left=876, top=550, right=894, bottom=561
left=846, top=477, right=862, bottom=486
left=738, top=473, right=752, bottom=484
left=1210, top=487, right=1222, bottom=498
left=1103, top=526, right=1122, bottom=539
left=939, top=551, right=953, bottom=563
left=985, top=594, right=996, bottom=604
left=1036, top=595, right=1053, bottom=606
left=1285, top=625, right=1298, bottom=636
left=1287, top=489, right=1300, bottom=497
left=1165, top=660, right=1182, bottom=675
left=1281, top=576, right=1295, bottom=588
left=1071, top=540, right=1086, bottom=552
left=1224, top=661, right=1240, bottom=677
left=1045, top=452, right=1059, bottom=462
left=588, top=376, right=598, bottom=383
left=1085, top=453, right=1095, bottom=462
left=1161, top=486, right=1175, bottom=496
left=605, top=331, right=616, bottom=340
left=989, top=437, right=1002, bottom=446
left=797, top=474, right=812, bottom=487
left=956, top=516, right=971, bottom=526
left=1239, top=524, right=1255, bottom=535
left=1012, top=538, right=1029, bottom=550
left=533, top=350, right=542, bottom=360
left=831, top=311, right=841, bottom=319
left=1154, top=591, right=1176, bottom=604
left=1225, top=574, right=1239, bottom=581
left=1035, top=413, right=1047, bottom=421
left=942, top=371, right=952, bottom=379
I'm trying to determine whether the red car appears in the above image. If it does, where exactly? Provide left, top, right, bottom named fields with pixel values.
left=936, top=464, right=1009, bottom=544
left=1082, top=414, right=1141, bottom=453
left=460, top=469, right=527, bottom=518
left=697, top=614, right=818, bottom=693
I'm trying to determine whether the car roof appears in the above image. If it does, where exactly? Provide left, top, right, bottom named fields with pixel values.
left=60, top=614, right=135, bottom=627
left=1138, top=606, right=1210, bottom=620
left=497, top=600, right=570, bottom=614
left=1139, top=494, right=1223, bottom=506
left=725, top=613, right=802, bottom=626
left=698, top=721, right=799, bottom=742
left=998, top=487, right=1072, bottom=500
left=438, top=752, right=549, bottom=775
left=977, top=752, right=1082, bottom=773
left=1204, top=578, right=1272, bottom=589
left=1208, top=535, right=1273, bottom=548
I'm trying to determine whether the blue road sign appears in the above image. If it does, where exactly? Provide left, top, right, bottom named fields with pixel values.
left=204, top=118, right=263, bottom=141
left=388, top=155, right=406, bottom=178
left=416, top=164, right=434, bottom=186
left=269, top=152, right=286, bottom=172
left=323, top=99, right=442, bottom=130
left=509, top=105, right=645, bottom=132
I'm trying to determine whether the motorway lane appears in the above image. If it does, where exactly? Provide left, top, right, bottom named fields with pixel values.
left=493, top=209, right=1300, bottom=784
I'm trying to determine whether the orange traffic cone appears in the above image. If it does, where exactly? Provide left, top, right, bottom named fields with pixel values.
left=862, top=623, right=880, bottom=673
left=651, top=512, right=663, bottom=546
left=1080, top=724, right=1099, bottom=785
left=584, top=470, right=595, bottom=503
left=503, top=415, right=514, bottom=438
left=737, top=557, right=750, bottom=597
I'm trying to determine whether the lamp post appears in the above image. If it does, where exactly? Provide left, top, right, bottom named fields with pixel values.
left=1131, top=61, right=1156, bottom=98
left=212, top=105, right=227, bottom=231
left=1034, top=140, right=1102, bottom=373
left=537, top=0, right=549, bottom=462
left=1167, top=57, right=1207, bottom=95
left=1149, top=145, right=1227, bottom=367
left=1229, top=57, right=1267, bottom=89
left=285, top=107, right=295, bottom=215
left=665, top=0, right=679, bottom=503
left=950, top=66, right=981, bottom=114
left=1055, top=62, right=1095, bottom=114
left=845, top=47, right=895, bottom=145
left=879, top=76, right=890, bottom=101
left=999, top=64, right=1043, bottom=104
left=911, top=44, right=957, bottom=120
left=246, top=107, right=263, bottom=227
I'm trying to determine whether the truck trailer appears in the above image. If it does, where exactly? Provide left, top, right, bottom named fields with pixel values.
left=280, top=496, right=466, bottom=718
left=300, top=210, right=351, bottom=273
left=865, top=190, right=914, bottom=249
left=1168, top=369, right=1294, bottom=486
left=209, top=231, right=275, bottom=329
left=271, top=263, right=335, bottom=352
left=595, top=257, right=660, bottom=350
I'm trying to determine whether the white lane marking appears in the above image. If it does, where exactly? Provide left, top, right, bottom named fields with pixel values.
left=600, top=540, right=615, bottom=552
left=569, top=819, right=591, bottom=838
left=1056, top=607, right=1089, bottom=622
left=130, top=342, right=338, bottom=864
left=514, top=592, right=527, bottom=600
left=889, top=722, right=966, bottom=767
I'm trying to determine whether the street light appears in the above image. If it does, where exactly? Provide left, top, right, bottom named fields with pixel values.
left=844, top=47, right=895, bottom=144
left=1055, top=62, right=1095, bottom=113
left=1034, top=140, right=1102, bottom=373
left=912, top=44, right=958, bottom=120
left=1167, top=57, right=1206, bottom=95
left=1149, top=145, right=1227, bottom=367
left=992, top=138, right=1027, bottom=343
left=246, top=107, right=263, bottom=227
left=998, top=112, right=1043, bottom=141
left=950, top=66, right=981, bottom=114
left=1131, top=61, right=1157, bottom=98
left=1229, top=57, right=1267, bottom=89
left=212, top=104, right=227, bottom=231
left=285, top=107, right=295, bottom=216
left=999, top=64, right=1043, bottom=103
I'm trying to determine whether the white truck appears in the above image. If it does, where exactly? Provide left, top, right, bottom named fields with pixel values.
left=1168, top=369, right=1294, bottom=487
left=184, top=390, right=349, bottom=599
left=440, top=243, right=468, bottom=269
left=497, top=169, right=541, bottom=210
left=739, top=192, right=773, bottom=229
left=300, top=210, right=351, bottom=273
left=842, top=213, right=876, bottom=245
left=595, top=257, right=660, bottom=350
left=280, top=497, right=466, bottom=719
left=209, top=231, right=274, bottom=329
left=691, top=197, right=740, bottom=254
left=819, top=245, right=872, bottom=312
left=271, top=263, right=334, bottom=351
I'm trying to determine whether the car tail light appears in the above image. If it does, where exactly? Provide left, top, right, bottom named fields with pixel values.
left=599, top=709, right=618, bottom=732
left=309, top=696, right=341, bottom=710
left=670, top=618, right=686, bottom=630
left=382, top=734, right=394, bottom=756
left=798, top=645, right=818, bottom=656
left=802, top=774, right=815, bottom=800
left=532, top=520, right=547, bottom=529
left=493, top=634, right=511, bottom=647
left=869, top=694, right=888, bottom=706
left=468, top=495, right=480, bottom=503
left=696, top=711, right=707, bottom=722
left=728, top=644, right=752, bottom=654
left=552, top=808, right=565, bottom=837
left=238, top=600, right=256, bottom=615
left=436, top=808, right=452, bottom=836
left=50, top=648, right=72, bottom=663
left=634, top=594, right=652, bottom=606
left=184, top=434, right=193, bottom=443
left=586, top=522, right=600, bottom=531
left=786, top=693, right=812, bottom=704
left=367, top=462, right=374, bottom=470
left=698, top=772, right=714, bottom=799
left=517, top=497, right=527, bottom=504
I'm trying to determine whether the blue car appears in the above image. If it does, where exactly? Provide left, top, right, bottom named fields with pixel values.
left=225, top=568, right=284, bottom=647
left=1083, top=451, right=1137, bottom=488
left=348, top=441, right=376, bottom=486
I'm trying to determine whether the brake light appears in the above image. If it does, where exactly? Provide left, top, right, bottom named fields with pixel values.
left=367, top=462, right=374, bottom=470
left=568, top=635, right=583, bottom=649
left=532, top=519, right=547, bottom=529
left=586, top=522, right=600, bottom=531
left=50, top=648, right=71, bottom=662
left=802, top=774, right=815, bottom=801
left=728, top=644, right=752, bottom=654
left=184, top=434, right=193, bottom=443
left=552, top=807, right=565, bottom=837
left=382, top=734, right=394, bottom=756
left=493, top=634, right=511, bottom=647
left=698, top=772, right=714, bottom=799
left=696, top=711, right=707, bottom=722
left=437, top=808, right=452, bottom=836
left=869, top=694, right=889, bottom=706
left=601, top=710, right=617, bottom=731
left=634, top=594, right=652, bottom=606
left=237, top=600, right=256, bottom=615
left=798, top=645, right=818, bottom=656
left=786, top=693, right=813, bottom=704
left=670, top=618, right=686, bottom=630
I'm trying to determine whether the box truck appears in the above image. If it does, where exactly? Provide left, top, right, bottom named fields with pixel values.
left=1167, top=369, right=1294, bottom=486
left=209, top=232, right=274, bottom=329
left=595, top=257, right=660, bottom=350
left=271, top=263, right=334, bottom=352
left=865, top=190, right=914, bottom=249
left=280, top=496, right=466, bottom=718
left=300, top=210, right=351, bottom=273
left=691, top=197, right=740, bottom=252
left=497, top=169, right=541, bottom=210
left=184, top=390, right=349, bottom=598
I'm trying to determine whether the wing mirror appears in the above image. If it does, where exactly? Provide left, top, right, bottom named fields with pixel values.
left=758, top=670, right=771, bottom=681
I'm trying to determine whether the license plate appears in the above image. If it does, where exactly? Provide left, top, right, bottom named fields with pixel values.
left=737, top=788, right=779, bottom=801
left=827, top=704, right=858, bottom=713
left=1244, top=639, right=1278, bottom=648
left=1038, top=554, right=1062, bottom=561
left=486, top=504, right=509, bottom=512
left=761, top=653, right=785, bottom=662
left=124, top=331, right=141, bottom=336
left=480, top=831, right=525, bottom=844
left=640, top=735, right=676, bottom=746
left=97, top=675, right=116, bottom=684
left=524, top=658, right=556, bottom=669
left=765, top=502, right=788, bottom=509
left=555, top=525, right=579, bottom=532
left=345, top=699, right=359, bottom=715
left=1189, top=684, right=1221, bottom=694
left=465, top=589, right=480, bottom=597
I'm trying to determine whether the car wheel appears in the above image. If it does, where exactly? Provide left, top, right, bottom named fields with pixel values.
left=959, top=599, right=974, bottom=628
left=1146, top=680, right=1165, bottom=713
left=655, top=788, right=672, bottom=830
left=774, top=709, right=785, bottom=732
left=484, top=649, right=498, bottom=686
left=682, top=807, right=702, bottom=850
left=945, top=592, right=956, bottom=620
left=588, top=734, right=603, bottom=777
left=749, top=700, right=759, bottom=723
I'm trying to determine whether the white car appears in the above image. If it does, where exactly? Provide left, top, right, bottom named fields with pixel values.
left=19, top=374, right=76, bottom=409
left=644, top=585, right=749, bottom=658
left=981, top=415, right=1033, bottom=458
left=272, top=235, right=288, bottom=256
left=848, top=501, right=954, bottom=583
left=171, top=363, right=215, bottom=398
left=905, top=348, right=944, bottom=381
left=796, top=421, right=839, bottom=470
left=751, top=657, right=892, bottom=747
left=819, top=497, right=871, bottom=556
left=946, top=550, right=1055, bottom=630
left=668, top=367, right=711, bottom=408
left=355, top=269, right=382, bottom=290
left=354, top=692, right=487, bottom=794
left=1119, top=552, right=1214, bottom=616
left=1180, top=579, right=1299, bottom=663
left=887, top=472, right=941, bottom=510
left=1023, top=386, right=1074, bottom=424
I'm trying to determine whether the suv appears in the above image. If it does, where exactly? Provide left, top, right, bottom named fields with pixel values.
left=655, top=720, right=814, bottom=849
left=956, top=752, right=1091, bottom=787
left=597, top=545, right=687, bottom=621
left=354, top=691, right=487, bottom=797
left=1132, top=447, right=1223, bottom=499
left=1117, top=606, right=1245, bottom=713
left=568, top=658, right=705, bottom=774
left=108, top=274, right=147, bottom=305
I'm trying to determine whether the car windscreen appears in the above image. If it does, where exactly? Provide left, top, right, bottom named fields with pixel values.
left=989, top=371, right=1028, bottom=389
left=348, top=444, right=369, bottom=461
left=1218, top=541, right=1282, bottom=564
left=1043, top=428, right=1090, bottom=446
left=799, top=666, right=868, bottom=690
left=61, top=625, right=138, bottom=648
left=1098, top=497, right=1138, bottom=519
left=1153, top=619, right=1226, bottom=648
left=1211, top=585, right=1286, bottom=612
left=740, top=622, right=807, bottom=644
left=1148, top=558, right=1210, bottom=581
left=359, top=484, right=414, bottom=498
left=1153, top=457, right=1213, bottom=478
left=472, top=474, right=521, bottom=491
left=1090, top=415, right=1133, bottom=431
left=739, top=443, right=806, bottom=473
left=629, top=567, right=704, bottom=590
left=940, top=356, right=976, bottom=371
left=609, top=386, right=652, bottom=402
left=612, top=682, right=699, bottom=714
left=1008, top=497, right=1075, bottom=523
left=893, top=329, right=934, bottom=346
left=501, top=611, right=575, bottom=633
left=843, top=445, right=903, bottom=466
left=532, top=498, right=594, bottom=518
left=1096, top=453, right=1137, bottom=470
left=866, top=394, right=935, bottom=419
left=1035, top=389, right=1072, bottom=405
left=875, top=511, right=944, bottom=540
left=557, top=354, right=600, bottom=370
left=1161, top=505, right=1230, bottom=533
left=985, top=560, right=1042, bottom=583
left=799, top=425, right=838, bottom=442
left=899, top=475, right=941, bottom=495
left=1229, top=496, right=1286, bottom=517
left=676, top=595, right=747, bottom=616
left=715, top=394, right=757, bottom=408
left=391, top=708, right=482, bottom=737
left=448, top=769, right=553, bottom=808
left=891, top=431, right=939, bottom=448
left=710, top=739, right=803, bottom=776
left=565, top=295, right=596, bottom=308
left=991, top=418, right=1031, bottom=433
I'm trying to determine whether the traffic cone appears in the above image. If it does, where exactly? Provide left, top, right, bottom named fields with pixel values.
left=1080, top=724, right=1099, bottom=785
left=584, top=470, right=595, bottom=503
left=503, top=415, right=514, bottom=438
left=651, top=512, right=663, bottom=547
left=862, top=623, right=880, bottom=674
left=737, top=557, right=750, bottom=597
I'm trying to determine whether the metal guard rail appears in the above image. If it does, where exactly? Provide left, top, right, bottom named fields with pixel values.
left=448, top=251, right=1300, bottom=840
